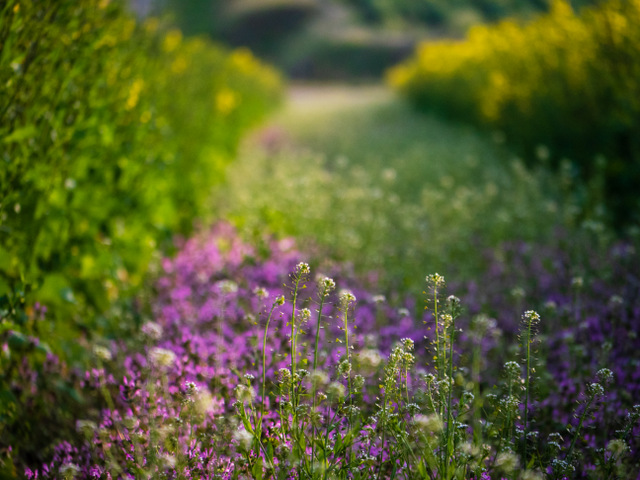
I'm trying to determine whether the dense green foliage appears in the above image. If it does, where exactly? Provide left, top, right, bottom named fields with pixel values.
left=0, top=0, right=282, bottom=354
left=388, top=0, right=640, bottom=226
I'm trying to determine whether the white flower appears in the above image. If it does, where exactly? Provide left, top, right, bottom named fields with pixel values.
left=339, top=290, right=356, bottom=307
left=413, top=414, right=443, bottom=434
left=522, top=310, right=541, bottom=324
left=337, top=359, right=352, bottom=378
left=253, top=286, right=269, bottom=299
left=233, top=429, right=253, bottom=451
left=295, top=262, right=310, bottom=275
left=310, top=370, right=329, bottom=387
left=217, top=279, right=238, bottom=294
left=400, top=338, right=414, bottom=351
left=495, top=451, right=519, bottom=473
left=426, top=273, right=445, bottom=287
left=93, top=345, right=112, bottom=362
left=159, top=453, right=176, bottom=468
left=235, top=384, right=255, bottom=403
left=359, top=349, right=382, bottom=372
left=184, top=381, right=199, bottom=397
left=318, top=276, right=336, bottom=296
left=60, top=463, right=80, bottom=480
left=141, top=321, right=163, bottom=340
left=76, top=420, right=97, bottom=439
left=299, top=308, right=311, bottom=322
left=149, top=347, right=176, bottom=368
left=326, top=381, right=346, bottom=400
left=606, top=438, right=629, bottom=456
left=372, top=295, right=386, bottom=304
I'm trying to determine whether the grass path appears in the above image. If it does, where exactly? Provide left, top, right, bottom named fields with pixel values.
left=271, top=83, right=513, bottom=201
left=214, top=83, right=572, bottom=294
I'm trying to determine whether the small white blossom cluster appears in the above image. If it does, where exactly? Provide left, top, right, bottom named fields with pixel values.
left=141, top=321, right=163, bottom=341
left=337, top=359, right=352, bottom=378
left=372, top=294, right=386, bottom=304
left=310, top=369, right=329, bottom=387
left=339, top=290, right=356, bottom=307
left=217, top=279, right=238, bottom=294
left=76, top=420, right=97, bottom=440
left=326, top=381, right=346, bottom=400
left=59, top=463, right=80, bottom=480
left=235, top=384, right=255, bottom=403
left=295, top=262, right=311, bottom=276
left=359, top=349, right=382, bottom=373
left=522, top=310, right=541, bottom=324
left=93, top=345, right=112, bottom=362
left=426, top=273, right=445, bottom=287
left=149, top=347, right=176, bottom=368
left=495, top=450, right=520, bottom=474
left=413, top=413, right=443, bottom=435
left=253, top=286, right=269, bottom=299
left=298, top=308, right=311, bottom=322
left=233, top=429, right=253, bottom=451
left=318, top=276, right=336, bottom=296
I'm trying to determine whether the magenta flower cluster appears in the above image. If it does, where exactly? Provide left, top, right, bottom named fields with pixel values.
left=9, top=225, right=640, bottom=478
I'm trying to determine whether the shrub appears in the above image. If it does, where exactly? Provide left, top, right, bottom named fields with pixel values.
left=0, top=0, right=282, bottom=356
left=388, top=0, right=640, bottom=226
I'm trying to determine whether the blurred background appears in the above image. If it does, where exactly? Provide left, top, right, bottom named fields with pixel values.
left=129, top=0, right=604, bottom=79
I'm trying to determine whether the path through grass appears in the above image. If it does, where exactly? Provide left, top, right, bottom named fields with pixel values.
left=214, top=84, right=580, bottom=294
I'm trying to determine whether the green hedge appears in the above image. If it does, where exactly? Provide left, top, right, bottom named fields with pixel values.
left=0, top=0, right=282, bottom=355
left=388, top=0, right=640, bottom=226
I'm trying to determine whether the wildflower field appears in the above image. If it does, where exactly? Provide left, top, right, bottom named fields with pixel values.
left=1, top=1, right=640, bottom=479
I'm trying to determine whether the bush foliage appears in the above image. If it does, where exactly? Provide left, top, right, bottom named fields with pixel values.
left=0, top=0, right=282, bottom=354
left=388, top=0, right=640, bottom=225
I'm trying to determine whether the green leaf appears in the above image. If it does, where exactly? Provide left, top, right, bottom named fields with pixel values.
left=35, top=342, right=52, bottom=355
left=3, top=126, right=37, bottom=143
left=7, top=331, right=29, bottom=351
left=251, top=457, right=263, bottom=480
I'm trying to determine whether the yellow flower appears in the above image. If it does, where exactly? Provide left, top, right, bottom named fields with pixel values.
left=216, top=88, right=239, bottom=115
left=162, top=29, right=182, bottom=53
left=125, top=78, right=144, bottom=111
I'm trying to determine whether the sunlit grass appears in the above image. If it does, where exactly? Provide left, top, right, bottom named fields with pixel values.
left=215, top=84, right=591, bottom=295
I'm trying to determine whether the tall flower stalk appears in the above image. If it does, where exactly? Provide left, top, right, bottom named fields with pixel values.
left=262, top=295, right=284, bottom=418
left=339, top=290, right=356, bottom=403
left=289, top=262, right=310, bottom=395
left=521, top=310, right=540, bottom=468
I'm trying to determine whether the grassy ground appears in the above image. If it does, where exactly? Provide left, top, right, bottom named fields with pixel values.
left=213, top=84, right=586, bottom=295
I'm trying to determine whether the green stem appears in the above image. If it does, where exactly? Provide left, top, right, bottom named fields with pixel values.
left=312, top=291, right=328, bottom=472
left=523, top=319, right=531, bottom=468
left=344, top=306, right=352, bottom=403
left=567, top=395, right=594, bottom=459
left=434, top=287, right=441, bottom=384
left=262, top=304, right=277, bottom=419
left=445, top=320, right=455, bottom=479
left=290, top=275, right=301, bottom=395
left=313, top=294, right=327, bottom=373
